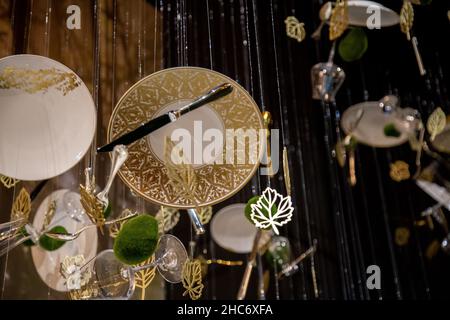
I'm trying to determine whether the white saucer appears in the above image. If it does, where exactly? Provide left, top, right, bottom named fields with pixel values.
left=341, top=101, right=409, bottom=148
left=31, top=189, right=98, bottom=292
left=347, top=0, right=399, bottom=27
left=210, top=203, right=271, bottom=254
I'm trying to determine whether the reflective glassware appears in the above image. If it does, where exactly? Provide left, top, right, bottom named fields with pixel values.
left=311, top=62, right=346, bottom=102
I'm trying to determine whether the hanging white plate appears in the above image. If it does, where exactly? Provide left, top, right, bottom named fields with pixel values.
left=347, top=0, right=399, bottom=27
left=210, top=203, right=271, bottom=254
left=0, top=54, right=96, bottom=181
left=341, top=101, right=409, bottom=148
left=31, top=189, right=98, bottom=292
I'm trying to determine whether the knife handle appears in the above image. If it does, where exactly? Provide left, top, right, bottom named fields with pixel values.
left=179, top=83, right=233, bottom=116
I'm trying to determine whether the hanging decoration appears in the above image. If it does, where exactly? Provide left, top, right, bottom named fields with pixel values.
left=182, top=259, right=204, bottom=300
left=283, top=147, right=292, bottom=196
left=395, top=227, right=410, bottom=246
left=197, top=206, right=213, bottom=225
left=250, top=187, right=294, bottom=235
left=41, top=200, right=56, bottom=231
left=79, top=170, right=105, bottom=230
left=10, top=187, right=31, bottom=227
left=109, top=209, right=135, bottom=238
left=329, top=0, right=349, bottom=41
left=284, top=16, right=306, bottom=42
left=0, top=175, right=19, bottom=189
left=60, top=255, right=92, bottom=291
left=155, top=206, right=181, bottom=234
left=400, top=1, right=414, bottom=40
left=426, top=107, right=446, bottom=141
left=390, top=161, right=411, bottom=182
left=134, top=255, right=157, bottom=300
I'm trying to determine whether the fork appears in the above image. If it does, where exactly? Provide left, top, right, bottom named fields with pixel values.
left=44, top=212, right=138, bottom=241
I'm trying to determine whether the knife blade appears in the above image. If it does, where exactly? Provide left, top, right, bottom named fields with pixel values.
left=97, top=83, right=233, bottom=153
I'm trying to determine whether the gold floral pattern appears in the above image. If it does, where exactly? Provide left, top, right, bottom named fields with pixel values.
left=182, top=259, right=204, bottom=300
left=0, top=66, right=81, bottom=95
left=108, top=67, right=264, bottom=208
left=390, top=161, right=410, bottom=182
left=0, top=175, right=19, bottom=189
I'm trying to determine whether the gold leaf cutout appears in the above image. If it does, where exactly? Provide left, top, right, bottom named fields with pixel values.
left=329, top=0, right=349, bottom=41
left=182, top=259, right=204, bottom=300
left=0, top=175, right=19, bottom=189
left=284, top=16, right=306, bottom=42
left=395, top=227, right=410, bottom=246
left=155, top=206, right=180, bottom=234
left=197, top=206, right=213, bottom=225
left=109, top=209, right=134, bottom=238
left=427, top=107, right=446, bottom=141
left=390, top=161, right=410, bottom=182
left=400, top=1, right=414, bottom=40
left=10, top=187, right=31, bottom=226
left=0, top=67, right=81, bottom=95
left=79, top=175, right=105, bottom=230
left=164, top=137, right=198, bottom=205
left=134, top=255, right=156, bottom=300
left=42, top=200, right=56, bottom=231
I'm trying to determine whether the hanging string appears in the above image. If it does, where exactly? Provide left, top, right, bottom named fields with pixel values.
left=206, top=0, right=213, bottom=69
left=153, top=0, right=158, bottom=73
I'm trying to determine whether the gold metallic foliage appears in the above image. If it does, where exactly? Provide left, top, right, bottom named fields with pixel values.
left=182, top=259, right=204, bottom=300
left=329, top=0, right=349, bottom=41
left=42, top=200, right=56, bottom=231
left=134, top=255, right=157, bottom=300
left=109, top=209, right=134, bottom=238
left=10, top=187, right=31, bottom=226
left=0, top=67, right=81, bottom=95
left=389, top=161, right=410, bottom=182
left=0, top=175, right=19, bottom=189
left=400, top=1, right=414, bottom=40
left=395, top=227, right=410, bottom=246
left=197, top=206, right=213, bottom=225
left=427, top=107, right=446, bottom=141
left=80, top=175, right=105, bottom=229
left=284, top=16, right=306, bottom=42
left=283, top=147, right=292, bottom=196
left=155, top=206, right=180, bottom=234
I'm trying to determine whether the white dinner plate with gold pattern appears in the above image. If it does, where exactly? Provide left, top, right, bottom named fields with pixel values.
left=0, top=54, right=96, bottom=181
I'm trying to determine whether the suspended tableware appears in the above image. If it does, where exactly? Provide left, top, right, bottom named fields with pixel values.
left=210, top=203, right=272, bottom=254
left=31, top=189, right=98, bottom=292
left=341, top=96, right=421, bottom=148
left=107, top=67, right=265, bottom=208
left=311, top=62, right=346, bottom=103
left=0, top=54, right=96, bottom=181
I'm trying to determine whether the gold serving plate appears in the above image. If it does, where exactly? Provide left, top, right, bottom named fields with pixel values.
left=108, top=67, right=264, bottom=208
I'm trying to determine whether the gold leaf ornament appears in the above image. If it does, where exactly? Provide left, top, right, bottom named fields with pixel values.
left=10, top=187, right=31, bottom=226
left=109, top=209, right=135, bottom=238
left=250, top=187, right=294, bottom=235
left=400, top=1, right=414, bottom=40
left=197, top=206, right=213, bottom=225
left=155, top=206, right=180, bottom=233
left=134, top=255, right=157, bottom=300
left=0, top=175, right=19, bottom=189
left=284, top=16, right=306, bottom=42
left=427, top=107, right=446, bottom=141
left=395, top=227, right=410, bottom=246
left=79, top=173, right=105, bottom=229
left=0, top=67, right=81, bottom=95
left=164, top=137, right=198, bottom=204
left=390, top=161, right=410, bottom=182
left=42, top=200, right=56, bottom=231
left=182, top=259, right=204, bottom=300
left=329, top=0, right=349, bottom=41
left=283, top=147, right=292, bottom=196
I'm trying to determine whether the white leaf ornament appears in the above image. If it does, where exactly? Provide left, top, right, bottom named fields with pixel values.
left=250, top=187, right=294, bottom=235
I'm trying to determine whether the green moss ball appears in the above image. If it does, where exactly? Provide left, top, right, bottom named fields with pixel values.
left=39, top=226, right=67, bottom=251
left=338, top=28, right=368, bottom=62
left=113, top=215, right=159, bottom=265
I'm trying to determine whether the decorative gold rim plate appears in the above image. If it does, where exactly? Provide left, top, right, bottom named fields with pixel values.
left=108, top=67, right=264, bottom=208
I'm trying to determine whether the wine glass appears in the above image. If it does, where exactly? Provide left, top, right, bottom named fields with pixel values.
left=67, top=234, right=188, bottom=300
left=62, top=190, right=87, bottom=223
left=266, top=236, right=292, bottom=271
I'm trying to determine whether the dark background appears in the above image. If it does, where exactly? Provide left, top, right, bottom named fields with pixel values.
left=1, top=0, right=450, bottom=300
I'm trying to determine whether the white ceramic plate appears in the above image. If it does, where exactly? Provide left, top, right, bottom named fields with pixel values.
left=341, top=101, right=409, bottom=148
left=0, top=54, right=96, bottom=181
left=31, top=189, right=98, bottom=292
left=211, top=203, right=271, bottom=254
left=347, top=0, right=399, bottom=27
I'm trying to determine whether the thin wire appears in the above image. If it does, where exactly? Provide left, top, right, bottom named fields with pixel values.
left=206, top=0, right=213, bottom=69
left=153, top=0, right=158, bottom=72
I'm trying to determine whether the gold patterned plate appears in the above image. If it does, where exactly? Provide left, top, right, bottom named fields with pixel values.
left=108, top=67, right=264, bottom=208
